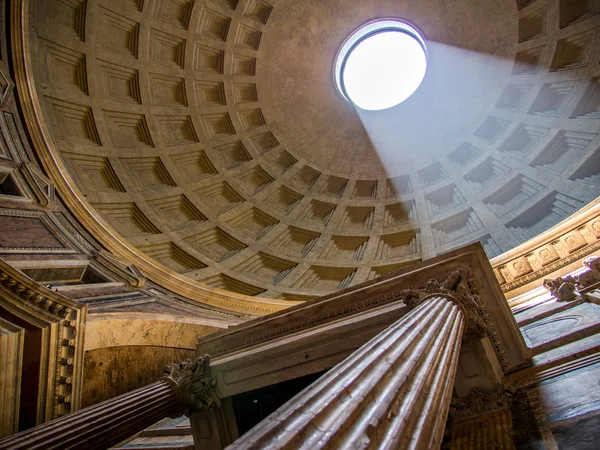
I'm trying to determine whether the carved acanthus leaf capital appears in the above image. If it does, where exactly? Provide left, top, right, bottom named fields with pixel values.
left=163, top=355, right=221, bottom=416
left=449, top=385, right=513, bottom=422
left=405, top=268, right=490, bottom=339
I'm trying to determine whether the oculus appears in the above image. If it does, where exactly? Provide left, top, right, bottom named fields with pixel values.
left=334, top=20, right=427, bottom=111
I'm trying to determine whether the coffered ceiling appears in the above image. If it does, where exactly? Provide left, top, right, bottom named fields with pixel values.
left=22, top=0, right=600, bottom=300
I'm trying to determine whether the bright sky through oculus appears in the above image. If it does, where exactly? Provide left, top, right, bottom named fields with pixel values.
left=335, top=21, right=427, bottom=111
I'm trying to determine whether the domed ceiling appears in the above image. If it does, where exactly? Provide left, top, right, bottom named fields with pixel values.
left=22, top=0, right=600, bottom=301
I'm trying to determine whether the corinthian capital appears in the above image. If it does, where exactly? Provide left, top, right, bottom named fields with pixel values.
left=405, top=268, right=490, bottom=339
left=449, top=385, right=513, bottom=422
left=163, top=355, right=221, bottom=416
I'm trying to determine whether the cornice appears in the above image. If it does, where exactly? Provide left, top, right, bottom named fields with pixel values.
left=201, top=264, right=511, bottom=372
left=491, top=198, right=600, bottom=296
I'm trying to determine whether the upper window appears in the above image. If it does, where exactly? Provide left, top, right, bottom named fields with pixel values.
left=334, top=20, right=427, bottom=111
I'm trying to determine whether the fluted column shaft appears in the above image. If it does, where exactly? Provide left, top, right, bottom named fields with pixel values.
left=229, top=295, right=467, bottom=450
left=0, top=379, right=181, bottom=450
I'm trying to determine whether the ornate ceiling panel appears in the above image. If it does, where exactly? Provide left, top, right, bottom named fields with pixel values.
left=18, top=0, right=600, bottom=300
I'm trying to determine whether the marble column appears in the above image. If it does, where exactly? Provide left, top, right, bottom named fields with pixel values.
left=0, top=356, right=219, bottom=450
left=229, top=294, right=468, bottom=450
left=0, top=379, right=180, bottom=450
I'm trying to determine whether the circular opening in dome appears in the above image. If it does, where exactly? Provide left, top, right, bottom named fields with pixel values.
left=335, top=20, right=427, bottom=111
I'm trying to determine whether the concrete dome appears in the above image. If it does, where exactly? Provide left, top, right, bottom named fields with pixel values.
left=20, top=0, right=600, bottom=301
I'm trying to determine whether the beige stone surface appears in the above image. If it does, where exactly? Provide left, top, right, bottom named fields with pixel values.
left=85, top=312, right=224, bottom=350
left=81, top=346, right=195, bottom=408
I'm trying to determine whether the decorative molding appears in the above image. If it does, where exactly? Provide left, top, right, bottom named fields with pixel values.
left=92, top=250, right=146, bottom=288
left=492, top=199, right=600, bottom=294
left=201, top=261, right=511, bottom=372
left=499, top=239, right=600, bottom=292
left=0, top=257, right=87, bottom=419
left=0, top=317, right=24, bottom=437
left=163, top=355, right=221, bottom=416
left=405, top=269, right=490, bottom=340
left=52, top=212, right=98, bottom=254
left=505, top=344, right=600, bottom=389
left=0, top=208, right=77, bottom=253
left=2, top=111, right=31, bottom=163
left=449, top=385, right=513, bottom=422
left=20, top=162, right=55, bottom=208
left=0, top=163, right=37, bottom=207
left=0, top=65, right=15, bottom=107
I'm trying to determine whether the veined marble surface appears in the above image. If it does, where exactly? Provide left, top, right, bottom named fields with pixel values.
left=85, top=313, right=225, bottom=350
